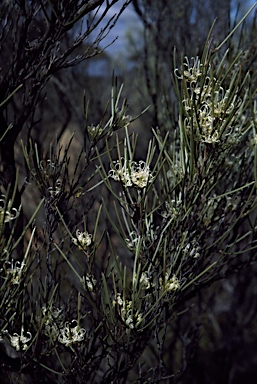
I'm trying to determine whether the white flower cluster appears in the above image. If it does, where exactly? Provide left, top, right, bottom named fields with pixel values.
left=6, top=307, right=87, bottom=352
left=6, top=259, right=26, bottom=285
left=83, top=274, right=97, bottom=292
left=125, top=231, right=140, bottom=250
left=72, top=229, right=92, bottom=250
left=133, top=271, right=152, bottom=290
left=41, top=305, right=63, bottom=341
left=58, top=320, right=86, bottom=347
left=161, top=199, right=182, bottom=221
left=39, top=159, right=55, bottom=173
left=159, top=273, right=180, bottom=292
left=175, top=56, right=203, bottom=83
left=119, top=114, right=131, bottom=129
left=112, top=111, right=131, bottom=130
left=41, top=306, right=86, bottom=347
left=87, top=124, right=103, bottom=139
left=7, top=327, right=32, bottom=351
left=113, top=293, right=142, bottom=330
left=183, top=241, right=201, bottom=259
left=138, top=272, right=155, bottom=290
left=109, top=159, right=154, bottom=188
left=176, top=56, right=239, bottom=144
left=32, top=158, right=55, bottom=181
left=48, top=179, right=62, bottom=197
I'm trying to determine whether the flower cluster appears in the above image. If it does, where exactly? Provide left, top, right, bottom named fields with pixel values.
left=31, top=159, right=63, bottom=197
left=134, top=271, right=154, bottom=290
left=159, top=273, right=180, bottom=292
left=109, top=159, right=154, bottom=188
left=183, top=241, right=201, bottom=259
left=72, top=229, right=92, bottom=250
left=109, top=159, right=132, bottom=187
left=139, top=272, right=152, bottom=289
left=161, top=199, right=182, bottom=221
left=41, top=307, right=86, bottom=347
left=6, top=259, right=26, bottom=285
left=87, top=124, right=103, bottom=139
left=186, top=103, right=220, bottom=144
left=58, top=320, right=86, bottom=347
left=48, top=179, right=62, bottom=197
left=41, top=306, right=63, bottom=341
left=112, top=111, right=131, bottom=130
left=113, top=293, right=142, bottom=330
left=130, top=161, right=154, bottom=188
left=175, top=56, right=203, bottom=83
left=176, top=56, right=240, bottom=144
left=7, top=327, right=32, bottom=351
left=119, top=114, right=131, bottom=129
left=38, top=159, right=55, bottom=176
left=125, top=231, right=140, bottom=250
left=83, top=274, right=97, bottom=292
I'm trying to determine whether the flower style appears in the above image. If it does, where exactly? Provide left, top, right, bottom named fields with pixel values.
left=109, top=159, right=154, bottom=188
left=159, top=273, right=180, bottom=292
left=72, top=229, right=92, bottom=250
left=8, top=326, right=32, bottom=351
left=0, top=195, right=19, bottom=225
left=58, top=320, right=86, bottom=347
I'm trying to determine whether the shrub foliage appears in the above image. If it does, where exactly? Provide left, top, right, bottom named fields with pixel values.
left=1, top=3, right=257, bottom=383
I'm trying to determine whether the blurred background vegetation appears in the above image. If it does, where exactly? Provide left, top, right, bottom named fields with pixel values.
left=1, top=0, right=257, bottom=383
